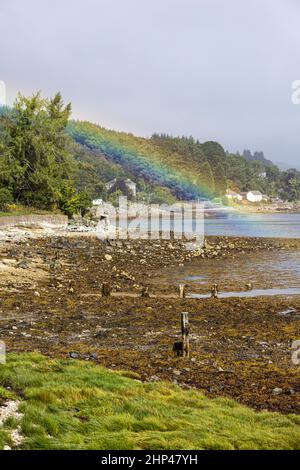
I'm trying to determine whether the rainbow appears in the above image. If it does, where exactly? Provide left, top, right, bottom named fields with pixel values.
left=67, top=121, right=215, bottom=200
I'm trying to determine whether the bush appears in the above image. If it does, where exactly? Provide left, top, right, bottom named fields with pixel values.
left=58, top=182, right=92, bottom=217
left=0, top=188, right=13, bottom=211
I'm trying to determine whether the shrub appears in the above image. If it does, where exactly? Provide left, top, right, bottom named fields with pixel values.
left=0, top=188, right=13, bottom=211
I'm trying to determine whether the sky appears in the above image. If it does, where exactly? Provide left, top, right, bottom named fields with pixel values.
left=0, top=0, right=300, bottom=166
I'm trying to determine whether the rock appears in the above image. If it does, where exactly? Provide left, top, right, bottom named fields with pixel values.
left=69, top=352, right=80, bottom=359
left=34, top=291, right=40, bottom=297
left=3, top=445, right=11, bottom=451
left=272, top=387, right=283, bottom=396
left=150, top=375, right=160, bottom=382
left=104, top=254, right=112, bottom=261
left=17, top=260, right=29, bottom=269
left=120, top=271, right=135, bottom=281
left=258, top=341, right=269, bottom=348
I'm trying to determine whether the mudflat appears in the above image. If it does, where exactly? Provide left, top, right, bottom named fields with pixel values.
left=0, top=234, right=299, bottom=414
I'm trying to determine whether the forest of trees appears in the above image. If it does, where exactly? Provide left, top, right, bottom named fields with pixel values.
left=0, top=92, right=300, bottom=217
left=69, top=120, right=300, bottom=203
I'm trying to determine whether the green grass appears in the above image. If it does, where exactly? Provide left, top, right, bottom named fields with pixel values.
left=0, top=204, right=60, bottom=217
left=0, top=353, right=299, bottom=450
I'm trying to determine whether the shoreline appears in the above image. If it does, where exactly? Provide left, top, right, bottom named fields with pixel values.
left=229, top=204, right=300, bottom=215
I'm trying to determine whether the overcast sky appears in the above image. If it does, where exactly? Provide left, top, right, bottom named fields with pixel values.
left=1, top=0, right=300, bottom=166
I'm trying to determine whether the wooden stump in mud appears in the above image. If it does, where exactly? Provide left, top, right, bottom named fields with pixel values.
left=179, top=284, right=186, bottom=299
left=173, top=312, right=190, bottom=358
left=101, top=282, right=111, bottom=297
left=181, top=311, right=190, bottom=358
left=173, top=341, right=184, bottom=356
left=210, top=284, right=219, bottom=299
left=141, top=286, right=150, bottom=298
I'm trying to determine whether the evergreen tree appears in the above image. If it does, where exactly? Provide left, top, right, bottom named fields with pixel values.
left=0, top=92, right=92, bottom=215
left=198, top=161, right=215, bottom=197
left=214, top=163, right=227, bottom=196
left=0, top=92, right=74, bottom=209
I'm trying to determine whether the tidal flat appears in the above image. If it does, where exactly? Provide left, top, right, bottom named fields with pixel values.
left=0, top=234, right=299, bottom=415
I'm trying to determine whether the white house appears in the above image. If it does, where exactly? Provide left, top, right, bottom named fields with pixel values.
left=92, top=198, right=103, bottom=206
left=124, top=179, right=137, bottom=197
left=226, top=189, right=243, bottom=201
left=246, top=191, right=263, bottom=203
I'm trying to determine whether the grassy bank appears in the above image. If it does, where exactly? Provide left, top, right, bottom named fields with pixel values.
left=0, top=354, right=299, bottom=450
left=0, top=205, right=61, bottom=218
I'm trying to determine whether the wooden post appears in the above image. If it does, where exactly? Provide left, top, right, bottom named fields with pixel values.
left=179, top=284, right=186, bottom=299
left=170, top=211, right=175, bottom=240
left=211, top=284, right=219, bottom=299
left=101, top=282, right=111, bottom=297
left=181, top=311, right=190, bottom=358
left=141, top=286, right=150, bottom=298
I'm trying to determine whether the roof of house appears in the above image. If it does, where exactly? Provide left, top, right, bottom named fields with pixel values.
left=106, top=178, right=135, bottom=185
left=248, top=190, right=263, bottom=196
left=125, top=179, right=136, bottom=185
left=226, top=189, right=241, bottom=196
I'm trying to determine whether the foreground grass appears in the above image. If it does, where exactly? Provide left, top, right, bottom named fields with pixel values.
left=0, top=354, right=299, bottom=450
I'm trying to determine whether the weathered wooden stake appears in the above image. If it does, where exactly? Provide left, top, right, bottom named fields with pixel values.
left=141, top=286, right=150, bottom=298
left=181, top=311, right=190, bottom=358
left=179, top=284, right=186, bottom=299
left=101, top=282, right=111, bottom=297
left=210, top=284, right=219, bottom=299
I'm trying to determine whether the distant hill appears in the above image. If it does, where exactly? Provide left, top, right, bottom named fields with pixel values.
left=0, top=107, right=290, bottom=201
left=67, top=121, right=226, bottom=200
left=242, top=150, right=274, bottom=167
left=2, top=97, right=300, bottom=207
left=67, top=121, right=284, bottom=201
left=274, top=160, right=300, bottom=171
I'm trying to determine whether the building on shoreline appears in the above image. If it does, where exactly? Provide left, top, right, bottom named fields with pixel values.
left=246, top=191, right=263, bottom=203
left=225, top=189, right=243, bottom=201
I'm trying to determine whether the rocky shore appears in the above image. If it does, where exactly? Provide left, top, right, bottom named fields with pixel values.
left=0, top=233, right=299, bottom=414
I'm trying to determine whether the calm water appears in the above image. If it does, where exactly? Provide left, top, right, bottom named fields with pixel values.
left=121, top=212, right=300, bottom=238
left=204, top=212, right=300, bottom=238
left=188, top=287, right=300, bottom=299
left=155, top=250, right=300, bottom=293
